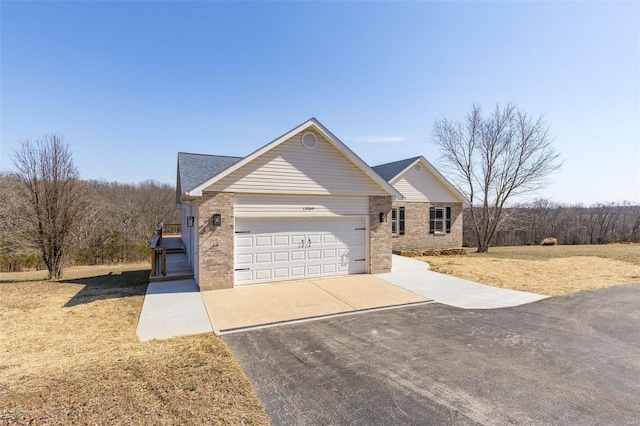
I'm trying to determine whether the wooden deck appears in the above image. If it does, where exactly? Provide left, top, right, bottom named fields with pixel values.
left=150, top=235, right=194, bottom=282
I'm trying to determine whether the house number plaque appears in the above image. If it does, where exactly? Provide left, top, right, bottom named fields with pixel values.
left=302, top=206, right=315, bottom=211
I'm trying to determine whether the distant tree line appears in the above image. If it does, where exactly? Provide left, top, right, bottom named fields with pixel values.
left=0, top=173, right=178, bottom=272
left=463, top=199, right=640, bottom=248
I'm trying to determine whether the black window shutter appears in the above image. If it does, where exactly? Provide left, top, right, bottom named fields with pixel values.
left=429, top=207, right=435, bottom=234
left=399, top=207, right=405, bottom=235
left=391, top=208, right=397, bottom=234
left=446, top=207, right=451, bottom=233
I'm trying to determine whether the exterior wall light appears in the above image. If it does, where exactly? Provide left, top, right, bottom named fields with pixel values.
left=212, top=214, right=222, bottom=227
left=187, top=216, right=195, bottom=227
left=379, top=212, right=386, bottom=223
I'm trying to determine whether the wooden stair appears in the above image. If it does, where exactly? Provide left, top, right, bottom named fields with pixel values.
left=149, top=234, right=194, bottom=283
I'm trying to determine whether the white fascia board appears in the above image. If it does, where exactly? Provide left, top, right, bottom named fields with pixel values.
left=187, top=117, right=403, bottom=200
left=389, top=156, right=466, bottom=203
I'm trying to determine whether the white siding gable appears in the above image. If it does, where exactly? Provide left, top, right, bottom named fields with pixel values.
left=393, top=163, right=460, bottom=202
left=205, top=129, right=388, bottom=196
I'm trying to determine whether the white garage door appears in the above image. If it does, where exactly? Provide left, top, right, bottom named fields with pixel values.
left=234, top=218, right=367, bottom=285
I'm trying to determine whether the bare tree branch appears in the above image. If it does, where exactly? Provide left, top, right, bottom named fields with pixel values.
left=11, top=134, right=87, bottom=279
left=432, top=103, right=563, bottom=252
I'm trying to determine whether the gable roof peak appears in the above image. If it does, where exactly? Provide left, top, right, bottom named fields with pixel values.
left=372, top=155, right=466, bottom=202
left=372, top=156, right=422, bottom=182
left=184, top=118, right=403, bottom=199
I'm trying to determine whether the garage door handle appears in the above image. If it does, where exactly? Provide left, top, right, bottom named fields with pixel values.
left=307, top=238, right=311, bottom=248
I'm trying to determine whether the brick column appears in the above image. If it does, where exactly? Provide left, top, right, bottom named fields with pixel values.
left=198, top=191, right=234, bottom=291
left=369, top=195, right=392, bottom=273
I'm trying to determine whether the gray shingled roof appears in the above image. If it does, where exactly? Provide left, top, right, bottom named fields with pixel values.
left=177, top=152, right=243, bottom=196
left=372, top=156, right=421, bottom=182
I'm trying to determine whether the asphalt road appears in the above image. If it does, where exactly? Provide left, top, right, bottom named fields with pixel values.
left=223, top=284, right=640, bottom=425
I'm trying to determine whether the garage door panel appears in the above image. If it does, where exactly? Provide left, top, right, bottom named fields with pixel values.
left=323, top=234, right=337, bottom=244
left=307, top=264, right=322, bottom=275
left=235, top=218, right=368, bottom=285
left=323, top=248, right=337, bottom=259
left=291, top=266, right=305, bottom=277
left=255, top=269, right=272, bottom=280
left=273, top=251, right=289, bottom=262
left=291, top=234, right=306, bottom=247
left=255, top=253, right=271, bottom=263
left=273, top=235, right=289, bottom=246
left=307, top=249, right=321, bottom=260
left=291, top=250, right=305, bottom=261
left=308, top=234, right=322, bottom=244
left=255, top=236, right=272, bottom=247
left=236, top=269, right=253, bottom=283
left=323, top=264, right=337, bottom=274
left=337, top=263, right=350, bottom=272
left=236, top=253, right=253, bottom=265
left=273, top=268, right=290, bottom=279
left=236, top=236, right=253, bottom=248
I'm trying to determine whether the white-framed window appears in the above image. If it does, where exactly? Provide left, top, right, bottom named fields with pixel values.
left=392, top=207, right=405, bottom=235
left=430, top=207, right=451, bottom=234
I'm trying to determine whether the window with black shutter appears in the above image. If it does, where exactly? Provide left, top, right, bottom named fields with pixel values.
left=392, top=207, right=405, bottom=235
left=430, top=206, right=451, bottom=234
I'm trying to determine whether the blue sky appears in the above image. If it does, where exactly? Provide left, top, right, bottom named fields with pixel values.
left=1, top=1, right=638, bottom=204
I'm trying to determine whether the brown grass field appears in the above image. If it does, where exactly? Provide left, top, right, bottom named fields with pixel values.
left=421, top=244, right=640, bottom=296
left=0, top=264, right=269, bottom=425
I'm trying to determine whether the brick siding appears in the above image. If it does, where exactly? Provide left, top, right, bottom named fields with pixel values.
left=369, top=195, right=393, bottom=273
left=391, top=201, right=463, bottom=251
left=197, top=191, right=234, bottom=291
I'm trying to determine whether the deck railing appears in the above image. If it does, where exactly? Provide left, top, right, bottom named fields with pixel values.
left=162, top=222, right=181, bottom=236
left=150, top=222, right=181, bottom=277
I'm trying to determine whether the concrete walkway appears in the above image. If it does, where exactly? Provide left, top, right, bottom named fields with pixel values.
left=136, top=279, right=213, bottom=341
left=376, top=255, right=548, bottom=309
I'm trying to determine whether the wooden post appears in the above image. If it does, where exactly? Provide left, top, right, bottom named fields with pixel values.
left=151, top=249, right=157, bottom=276
left=161, top=248, right=167, bottom=276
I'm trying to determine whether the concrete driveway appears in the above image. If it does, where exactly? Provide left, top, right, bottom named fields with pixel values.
left=223, top=284, right=640, bottom=425
left=202, top=275, right=428, bottom=333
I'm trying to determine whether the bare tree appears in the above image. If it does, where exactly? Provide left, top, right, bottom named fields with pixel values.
left=12, top=135, right=87, bottom=279
left=433, top=103, right=563, bottom=252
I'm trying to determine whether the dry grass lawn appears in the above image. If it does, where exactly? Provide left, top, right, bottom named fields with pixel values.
left=0, top=264, right=270, bottom=425
left=420, top=244, right=640, bottom=296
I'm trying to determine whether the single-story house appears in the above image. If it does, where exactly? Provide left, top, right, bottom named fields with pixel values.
left=176, top=118, right=465, bottom=291
left=176, top=118, right=403, bottom=291
left=372, top=157, right=465, bottom=252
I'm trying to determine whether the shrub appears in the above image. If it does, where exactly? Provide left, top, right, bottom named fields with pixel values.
left=541, top=237, right=558, bottom=246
